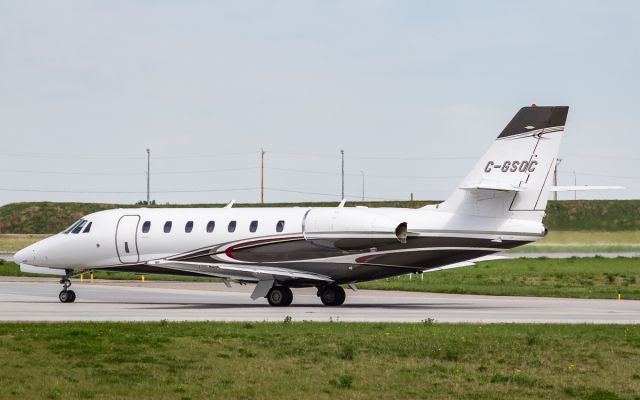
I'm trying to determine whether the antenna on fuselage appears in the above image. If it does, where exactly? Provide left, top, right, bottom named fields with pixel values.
left=224, top=200, right=235, bottom=208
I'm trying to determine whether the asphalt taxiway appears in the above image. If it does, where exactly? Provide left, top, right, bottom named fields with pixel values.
left=0, top=278, right=638, bottom=323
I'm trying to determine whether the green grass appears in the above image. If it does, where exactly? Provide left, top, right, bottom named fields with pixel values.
left=507, top=231, right=640, bottom=253
left=1, top=200, right=639, bottom=234
left=0, top=322, right=638, bottom=399
left=359, top=257, right=640, bottom=300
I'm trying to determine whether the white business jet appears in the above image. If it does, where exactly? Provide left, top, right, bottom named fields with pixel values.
left=16, top=106, right=581, bottom=306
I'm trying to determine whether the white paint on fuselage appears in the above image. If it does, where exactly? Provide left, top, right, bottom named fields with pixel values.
left=15, top=206, right=545, bottom=272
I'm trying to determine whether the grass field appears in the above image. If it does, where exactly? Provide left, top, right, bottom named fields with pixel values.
left=360, top=257, right=640, bottom=300
left=1, top=200, right=639, bottom=233
left=0, top=234, right=50, bottom=252
left=2, top=257, right=639, bottom=300
left=0, top=322, right=638, bottom=399
left=508, top=231, right=640, bottom=253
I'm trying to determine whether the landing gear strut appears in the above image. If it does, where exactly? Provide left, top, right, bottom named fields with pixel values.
left=319, top=285, right=346, bottom=306
left=59, top=269, right=76, bottom=303
left=266, top=286, right=293, bottom=307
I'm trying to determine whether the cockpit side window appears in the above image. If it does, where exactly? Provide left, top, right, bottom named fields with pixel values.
left=82, top=222, right=92, bottom=233
left=63, top=219, right=83, bottom=234
left=71, top=219, right=87, bottom=234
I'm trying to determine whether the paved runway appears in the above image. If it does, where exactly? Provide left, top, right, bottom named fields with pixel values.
left=1, top=278, right=638, bottom=323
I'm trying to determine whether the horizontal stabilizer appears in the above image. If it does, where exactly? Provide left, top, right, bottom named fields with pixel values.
left=550, top=185, right=625, bottom=192
left=460, top=183, right=526, bottom=192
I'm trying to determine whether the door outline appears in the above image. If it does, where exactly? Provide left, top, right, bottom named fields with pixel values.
left=115, top=215, right=141, bottom=263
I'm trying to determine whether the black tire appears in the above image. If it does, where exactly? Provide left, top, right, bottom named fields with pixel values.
left=67, top=290, right=76, bottom=303
left=59, top=290, right=69, bottom=303
left=281, top=287, right=293, bottom=307
left=267, top=286, right=293, bottom=307
left=320, top=285, right=346, bottom=306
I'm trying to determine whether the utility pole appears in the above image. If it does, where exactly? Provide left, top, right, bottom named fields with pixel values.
left=360, top=170, right=364, bottom=201
left=146, top=149, right=150, bottom=205
left=573, top=170, right=577, bottom=201
left=260, top=148, right=265, bottom=204
left=553, top=158, right=562, bottom=201
left=340, top=150, right=344, bottom=199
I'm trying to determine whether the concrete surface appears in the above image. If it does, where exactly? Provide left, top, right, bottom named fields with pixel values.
left=0, top=278, right=638, bottom=323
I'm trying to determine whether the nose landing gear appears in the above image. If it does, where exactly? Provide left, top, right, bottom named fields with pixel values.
left=59, top=269, right=76, bottom=303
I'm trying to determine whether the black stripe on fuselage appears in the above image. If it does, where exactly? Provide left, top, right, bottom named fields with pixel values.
left=176, top=235, right=529, bottom=264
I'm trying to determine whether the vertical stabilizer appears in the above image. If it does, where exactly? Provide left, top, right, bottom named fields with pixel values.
left=437, top=106, right=569, bottom=222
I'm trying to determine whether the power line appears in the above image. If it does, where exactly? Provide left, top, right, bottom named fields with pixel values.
left=268, top=150, right=477, bottom=161
left=0, top=187, right=259, bottom=194
left=265, top=166, right=462, bottom=179
left=0, top=168, right=145, bottom=176
left=0, top=167, right=259, bottom=176
left=265, top=187, right=400, bottom=201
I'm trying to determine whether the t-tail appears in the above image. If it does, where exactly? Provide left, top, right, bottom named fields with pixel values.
left=438, top=105, right=569, bottom=222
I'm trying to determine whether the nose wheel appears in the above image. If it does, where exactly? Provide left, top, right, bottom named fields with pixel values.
left=59, top=270, right=76, bottom=303
left=59, top=289, right=76, bottom=303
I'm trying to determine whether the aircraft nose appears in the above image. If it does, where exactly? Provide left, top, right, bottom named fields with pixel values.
left=14, top=246, right=34, bottom=264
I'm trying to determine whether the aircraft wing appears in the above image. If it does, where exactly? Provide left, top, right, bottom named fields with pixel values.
left=424, top=254, right=507, bottom=273
left=147, top=259, right=333, bottom=283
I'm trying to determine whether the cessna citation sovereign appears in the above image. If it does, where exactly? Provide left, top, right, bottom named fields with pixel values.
left=16, top=105, right=570, bottom=306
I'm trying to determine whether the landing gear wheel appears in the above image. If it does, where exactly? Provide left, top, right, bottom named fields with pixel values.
left=267, top=286, right=293, bottom=307
left=58, top=270, right=76, bottom=303
left=59, top=290, right=76, bottom=303
left=320, top=285, right=346, bottom=306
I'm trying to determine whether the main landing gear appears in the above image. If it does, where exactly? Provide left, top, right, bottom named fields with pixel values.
left=318, top=285, right=346, bottom=306
left=264, top=285, right=347, bottom=307
left=266, top=286, right=293, bottom=307
left=59, top=269, right=76, bottom=303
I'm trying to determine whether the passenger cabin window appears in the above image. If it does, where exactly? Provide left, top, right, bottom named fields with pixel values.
left=164, top=221, right=172, bottom=233
left=206, top=221, right=215, bottom=233
left=185, top=221, right=193, bottom=233
left=142, top=221, right=151, bottom=233
left=250, top=220, right=258, bottom=233
left=82, top=222, right=92, bottom=233
left=276, top=220, right=285, bottom=232
left=71, top=220, right=87, bottom=234
left=228, top=221, right=236, bottom=233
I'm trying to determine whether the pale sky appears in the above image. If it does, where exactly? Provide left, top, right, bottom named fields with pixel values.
left=1, top=0, right=638, bottom=205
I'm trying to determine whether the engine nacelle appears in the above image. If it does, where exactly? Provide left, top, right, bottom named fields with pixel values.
left=302, top=208, right=407, bottom=251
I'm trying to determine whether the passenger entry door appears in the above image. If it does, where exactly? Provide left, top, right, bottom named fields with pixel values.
left=116, top=215, right=140, bottom=263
